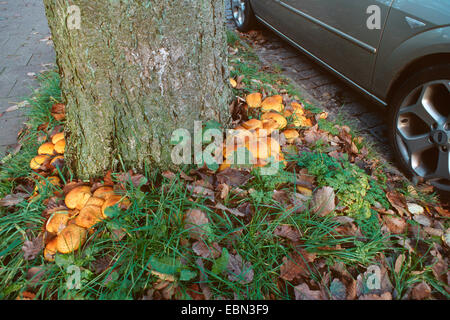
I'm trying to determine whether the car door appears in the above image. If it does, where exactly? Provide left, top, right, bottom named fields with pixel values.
left=272, top=0, right=394, bottom=90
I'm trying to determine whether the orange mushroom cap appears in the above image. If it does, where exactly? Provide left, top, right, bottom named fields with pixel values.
left=261, top=112, right=287, bottom=129
left=92, top=187, right=115, bottom=201
left=38, top=142, right=55, bottom=156
left=56, top=224, right=87, bottom=254
left=241, top=119, right=262, bottom=130
left=246, top=93, right=262, bottom=108
left=54, top=139, right=65, bottom=154
left=261, top=95, right=284, bottom=113
left=65, top=185, right=92, bottom=210
left=44, top=238, right=58, bottom=262
left=46, top=211, right=70, bottom=234
left=51, top=132, right=65, bottom=145
left=75, top=205, right=104, bottom=229
left=101, top=195, right=131, bottom=219
left=30, top=155, right=50, bottom=170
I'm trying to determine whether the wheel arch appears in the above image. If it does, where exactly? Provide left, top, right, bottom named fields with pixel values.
left=386, top=52, right=450, bottom=105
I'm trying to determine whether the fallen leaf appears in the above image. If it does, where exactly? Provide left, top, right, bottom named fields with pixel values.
left=280, top=250, right=315, bottom=281
left=411, top=282, right=431, bottom=300
left=407, top=203, right=424, bottom=215
left=215, top=203, right=246, bottom=217
left=184, top=209, right=210, bottom=240
left=0, top=193, right=28, bottom=206
left=294, top=283, right=324, bottom=300
left=192, top=241, right=221, bottom=259
left=22, top=234, right=44, bottom=261
left=312, top=187, right=335, bottom=216
left=186, top=185, right=215, bottom=201
left=330, top=278, right=347, bottom=300
left=227, top=254, right=254, bottom=284
left=394, top=254, right=406, bottom=274
left=412, top=214, right=432, bottom=227
left=216, top=168, right=252, bottom=187
left=386, top=191, right=408, bottom=216
left=117, top=171, right=147, bottom=187
left=274, top=225, right=301, bottom=242
left=217, top=183, right=230, bottom=199
left=359, top=292, right=392, bottom=300
left=383, top=216, right=407, bottom=234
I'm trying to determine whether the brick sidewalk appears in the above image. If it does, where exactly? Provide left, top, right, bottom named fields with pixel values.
left=0, top=0, right=55, bottom=157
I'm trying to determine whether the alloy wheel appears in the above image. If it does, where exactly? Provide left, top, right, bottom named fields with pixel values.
left=396, top=80, right=450, bottom=190
left=231, top=0, right=246, bottom=27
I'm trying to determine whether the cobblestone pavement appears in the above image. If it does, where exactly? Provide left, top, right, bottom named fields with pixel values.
left=224, top=2, right=394, bottom=163
left=0, top=0, right=55, bottom=157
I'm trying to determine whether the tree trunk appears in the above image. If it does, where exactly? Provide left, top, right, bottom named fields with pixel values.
left=43, top=0, right=232, bottom=179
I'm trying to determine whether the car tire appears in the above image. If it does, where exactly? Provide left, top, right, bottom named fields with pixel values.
left=389, top=64, right=450, bottom=191
left=230, top=0, right=256, bottom=32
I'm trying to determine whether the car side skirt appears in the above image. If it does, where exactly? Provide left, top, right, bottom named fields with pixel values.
left=254, top=14, right=388, bottom=107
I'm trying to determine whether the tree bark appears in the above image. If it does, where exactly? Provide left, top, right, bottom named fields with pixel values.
left=43, top=0, right=231, bottom=179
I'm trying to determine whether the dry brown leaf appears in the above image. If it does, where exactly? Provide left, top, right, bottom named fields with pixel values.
left=217, top=183, right=230, bottom=199
left=280, top=250, right=315, bottom=281
left=411, top=282, right=431, bottom=300
left=359, top=292, right=392, bottom=300
left=215, top=203, right=246, bottom=217
left=216, top=168, right=252, bottom=187
left=383, top=216, right=407, bottom=234
left=312, top=186, right=336, bottom=216
left=386, top=191, right=408, bottom=216
left=22, top=233, right=44, bottom=261
left=184, top=209, right=210, bottom=240
left=227, top=254, right=254, bottom=284
left=0, top=193, right=28, bottom=207
left=274, top=225, right=301, bottom=242
left=294, top=283, right=325, bottom=300
left=192, top=241, right=221, bottom=259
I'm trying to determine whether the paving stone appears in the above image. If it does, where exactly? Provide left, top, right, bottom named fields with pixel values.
left=0, top=0, right=54, bottom=150
left=359, top=111, right=386, bottom=129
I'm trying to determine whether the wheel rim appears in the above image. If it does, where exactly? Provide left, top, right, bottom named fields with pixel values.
left=395, top=80, right=450, bottom=190
left=231, top=0, right=246, bottom=27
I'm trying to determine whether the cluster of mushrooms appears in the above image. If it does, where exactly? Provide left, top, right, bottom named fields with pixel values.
left=28, top=132, right=66, bottom=200
left=218, top=93, right=312, bottom=171
left=43, top=185, right=130, bottom=261
left=27, top=132, right=130, bottom=261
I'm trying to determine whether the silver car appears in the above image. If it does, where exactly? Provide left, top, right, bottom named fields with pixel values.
left=231, top=0, right=450, bottom=191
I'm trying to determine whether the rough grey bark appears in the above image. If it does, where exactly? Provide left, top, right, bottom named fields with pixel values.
left=43, top=0, right=232, bottom=179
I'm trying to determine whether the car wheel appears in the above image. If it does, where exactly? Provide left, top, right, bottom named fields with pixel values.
left=390, top=64, right=450, bottom=191
left=230, top=0, right=256, bottom=32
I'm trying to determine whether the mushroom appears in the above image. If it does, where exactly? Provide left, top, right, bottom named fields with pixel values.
left=261, top=95, right=284, bottom=113
left=85, top=196, right=105, bottom=208
left=50, top=155, right=64, bottom=168
left=292, top=114, right=312, bottom=127
left=30, top=155, right=50, bottom=170
left=38, top=142, right=55, bottom=155
left=246, top=92, right=262, bottom=108
left=255, top=119, right=279, bottom=138
left=56, top=224, right=87, bottom=254
left=34, top=176, right=61, bottom=193
left=242, top=119, right=262, bottom=130
left=282, top=129, right=300, bottom=143
left=65, top=185, right=92, bottom=210
left=75, top=205, right=104, bottom=229
left=229, top=78, right=237, bottom=88
left=92, top=186, right=115, bottom=200
left=261, top=112, right=287, bottom=129
left=54, top=139, right=65, bottom=154
left=291, top=102, right=305, bottom=115
left=101, top=195, right=131, bottom=218
left=46, top=211, right=70, bottom=234
left=44, top=238, right=58, bottom=262
left=51, top=132, right=64, bottom=144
